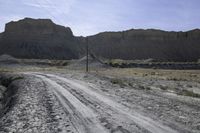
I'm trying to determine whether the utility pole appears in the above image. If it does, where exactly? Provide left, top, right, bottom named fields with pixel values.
left=86, top=37, right=89, bottom=72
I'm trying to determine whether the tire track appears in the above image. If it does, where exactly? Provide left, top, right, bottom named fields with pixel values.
left=30, top=72, right=178, bottom=133
left=42, top=73, right=178, bottom=133
left=34, top=74, right=109, bottom=133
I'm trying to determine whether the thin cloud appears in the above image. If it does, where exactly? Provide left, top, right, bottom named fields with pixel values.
left=24, top=3, right=51, bottom=8
left=0, top=0, right=200, bottom=36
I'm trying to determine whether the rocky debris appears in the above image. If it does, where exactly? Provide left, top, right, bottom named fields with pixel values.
left=0, top=75, right=76, bottom=133
left=69, top=54, right=108, bottom=69
left=0, top=85, right=7, bottom=111
left=0, top=75, right=24, bottom=118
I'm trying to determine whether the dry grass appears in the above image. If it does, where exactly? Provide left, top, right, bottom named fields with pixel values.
left=94, top=68, right=200, bottom=82
left=1, top=62, right=200, bottom=82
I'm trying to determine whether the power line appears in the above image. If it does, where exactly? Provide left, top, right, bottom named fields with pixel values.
left=86, top=37, right=89, bottom=72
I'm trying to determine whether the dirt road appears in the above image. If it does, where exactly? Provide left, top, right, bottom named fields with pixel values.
left=0, top=71, right=199, bottom=133
left=29, top=72, right=178, bottom=133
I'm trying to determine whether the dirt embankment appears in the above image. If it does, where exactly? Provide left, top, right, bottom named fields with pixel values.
left=0, top=74, right=23, bottom=117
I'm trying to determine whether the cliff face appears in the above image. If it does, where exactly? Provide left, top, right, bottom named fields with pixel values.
left=87, top=29, right=200, bottom=62
left=0, top=18, right=82, bottom=59
left=0, top=18, right=200, bottom=61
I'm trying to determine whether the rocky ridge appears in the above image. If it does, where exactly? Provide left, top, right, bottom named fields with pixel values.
left=0, top=18, right=82, bottom=60
left=0, top=18, right=200, bottom=62
left=86, top=29, right=200, bottom=62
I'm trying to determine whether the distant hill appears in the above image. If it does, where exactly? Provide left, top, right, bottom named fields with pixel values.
left=0, top=54, right=19, bottom=63
left=0, top=18, right=83, bottom=59
left=85, top=29, right=200, bottom=62
left=0, top=18, right=200, bottom=62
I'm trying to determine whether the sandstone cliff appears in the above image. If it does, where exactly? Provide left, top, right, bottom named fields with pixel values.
left=0, top=18, right=82, bottom=59
left=86, top=29, right=200, bottom=62
left=0, top=18, right=200, bottom=62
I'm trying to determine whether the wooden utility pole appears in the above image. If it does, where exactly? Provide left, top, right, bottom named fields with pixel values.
left=86, top=37, right=89, bottom=72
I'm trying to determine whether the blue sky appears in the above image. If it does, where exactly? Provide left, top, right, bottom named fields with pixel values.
left=0, top=0, right=200, bottom=36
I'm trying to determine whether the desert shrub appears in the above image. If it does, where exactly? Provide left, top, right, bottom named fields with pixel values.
left=142, top=73, right=148, bottom=77
left=61, top=62, right=69, bottom=66
left=128, top=82, right=133, bottom=87
left=159, top=85, right=168, bottom=90
left=110, top=79, right=126, bottom=88
left=150, top=72, right=156, bottom=75
left=178, top=90, right=200, bottom=98
left=138, top=85, right=151, bottom=90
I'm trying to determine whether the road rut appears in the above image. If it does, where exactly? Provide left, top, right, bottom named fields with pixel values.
left=32, top=73, right=178, bottom=133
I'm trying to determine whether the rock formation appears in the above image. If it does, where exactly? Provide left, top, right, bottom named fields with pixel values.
left=86, top=29, right=200, bottom=62
left=0, top=18, right=82, bottom=59
left=0, top=18, right=200, bottom=62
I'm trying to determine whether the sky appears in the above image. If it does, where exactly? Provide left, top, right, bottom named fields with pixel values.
left=0, top=0, right=200, bottom=36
